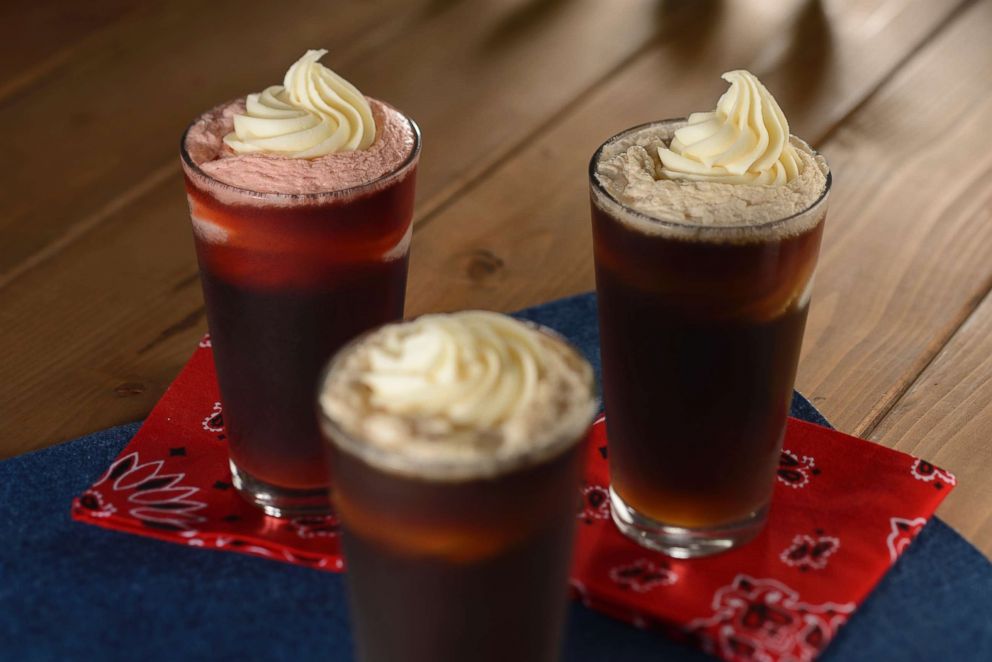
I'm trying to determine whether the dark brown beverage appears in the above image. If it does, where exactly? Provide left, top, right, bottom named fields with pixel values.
left=181, top=89, right=420, bottom=517
left=188, top=180, right=415, bottom=493
left=330, top=437, right=583, bottom=662
left=590, top=117, right=830, bottom=557
left=593, top=204, right=823, bottom=522
left=318, top=312, right=598, bottom=662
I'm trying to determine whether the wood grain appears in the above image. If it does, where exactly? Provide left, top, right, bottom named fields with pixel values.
left=0, top=177, right=201, bottom=451
left=870, top=289, right=992, bottom=556
left=0, top=0, right=143, bottom=99
left=795, top=0, right=992, bottom=437
left=845, top=0, right=992, bottom=557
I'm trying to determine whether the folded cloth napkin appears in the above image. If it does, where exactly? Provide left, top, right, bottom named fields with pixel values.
left=72, top=335, right=345, bottom=571
left=571, top=416, right=954, bottom=662
left=72, top=330, right=954, bottom=662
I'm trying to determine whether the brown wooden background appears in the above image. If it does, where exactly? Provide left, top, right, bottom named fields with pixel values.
left=2, top=0, right=991, bottom=558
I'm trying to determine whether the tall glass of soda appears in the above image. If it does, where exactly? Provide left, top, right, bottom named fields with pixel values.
left=318, top=311, right=598, bottom=662
left=589, top=71, right=830, bottom=557
left=180, top=50, right=420, bottom=516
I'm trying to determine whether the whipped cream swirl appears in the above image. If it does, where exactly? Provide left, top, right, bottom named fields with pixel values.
left=658, top=70, right=801, bottom=185
left=224, top=49, right=376, bottom=158
left=320, top=311, right=597, bottom=479
left=360, top=312, right=550, bottom=429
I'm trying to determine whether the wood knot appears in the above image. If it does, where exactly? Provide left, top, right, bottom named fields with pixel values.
left=465, top=248, right=504, bottom=281
left=114, top=382, right=146, bottom=397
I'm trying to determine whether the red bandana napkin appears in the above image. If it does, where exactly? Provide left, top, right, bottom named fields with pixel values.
left=572, top=416, right=954, bottom=661
left=73, top=338, right=955, bottom=661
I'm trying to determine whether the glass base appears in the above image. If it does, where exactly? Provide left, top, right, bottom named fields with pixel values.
left=229, top=460, right=332, bottom=518
left=609, top=486, right=767, bottom=559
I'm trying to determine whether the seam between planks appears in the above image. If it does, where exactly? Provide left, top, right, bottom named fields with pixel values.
left=408, top=6, right=698, bottom=235
left=812, top=0, right=975, bottom=148
left=0, top=162, right=177, bottom=291
left=412, top=0, right=976, bottom=235
left=859, top=268, right=992, bottom=439
left=0, top=5, right=152, bottom=107
left=817, top=0, right=989, bottom=438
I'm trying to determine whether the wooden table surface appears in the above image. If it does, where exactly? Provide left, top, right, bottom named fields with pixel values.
left=3, top=0, right=991, bottom=557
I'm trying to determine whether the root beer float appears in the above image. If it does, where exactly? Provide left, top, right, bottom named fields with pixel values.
left=181, top=50, right=420, bottom=516
left=590, top=70, right=830, bottom=557
left=318, top=311, right=598, bottom=662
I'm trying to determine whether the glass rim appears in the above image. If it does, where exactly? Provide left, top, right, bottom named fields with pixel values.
left=179, top=99, right=422, bottom=203
left=588, top=118, right=832, bottom=234
left=315, top=315, right=600, bottom=483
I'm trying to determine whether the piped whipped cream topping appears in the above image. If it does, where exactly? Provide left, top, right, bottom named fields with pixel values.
left=319, top=312, right=597, bottom=480
left=224, top=49, right=375, bottom=158
left=182, top=87, right=416, bottom=195
left=593, top=70, right=828, bottom=233
left=659, top=70, right=800, bottom=185
left=363, top=314, right=546, bottom=427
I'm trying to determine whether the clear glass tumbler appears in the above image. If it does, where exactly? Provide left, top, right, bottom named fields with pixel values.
left=318, top=322, right=597, bottom=662
left=180, top=111, right=420, bottom=517
left=590, top=119, right=830, bottom=557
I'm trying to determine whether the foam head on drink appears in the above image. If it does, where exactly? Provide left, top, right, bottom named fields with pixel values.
left=318, top=311, right=597, bottom=662
left=184, top=49, right=416, bottom=195
left=320, top=310, right=597, bottom=482
left=590, top=70, right=830, bottom=556
left=594, top=69, right=827, bottom=232
left=179, top=51, right=419, bottom=513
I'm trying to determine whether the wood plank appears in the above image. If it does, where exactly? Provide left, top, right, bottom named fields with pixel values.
left=795, top=0, right=992, bottom=434
left=0, top=0, right=678, bottom=456
left=0, top=0, right=667, bottom=286
left=0, top=178, right=200, bottom=452
left=870, top=291, right=992, bottom=557
left=0, top=0, right=144, bottom=99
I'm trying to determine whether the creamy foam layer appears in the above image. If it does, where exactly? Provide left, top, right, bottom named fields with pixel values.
left=319, top=312, right=598, bottom=481
left=184, top=97, right=415, bottom=195
left=659, top=70, right=801, bottom=185
left=225, top=49, right=376, bottom=157
left=594, top=121, right=828, bottom=241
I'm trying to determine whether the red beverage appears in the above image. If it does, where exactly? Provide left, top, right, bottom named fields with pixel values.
left=181, top=87, right=420, bottom=516
left=318, top=312, right=598, bottom=662
left=590, top=116, right=830, bottom=557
